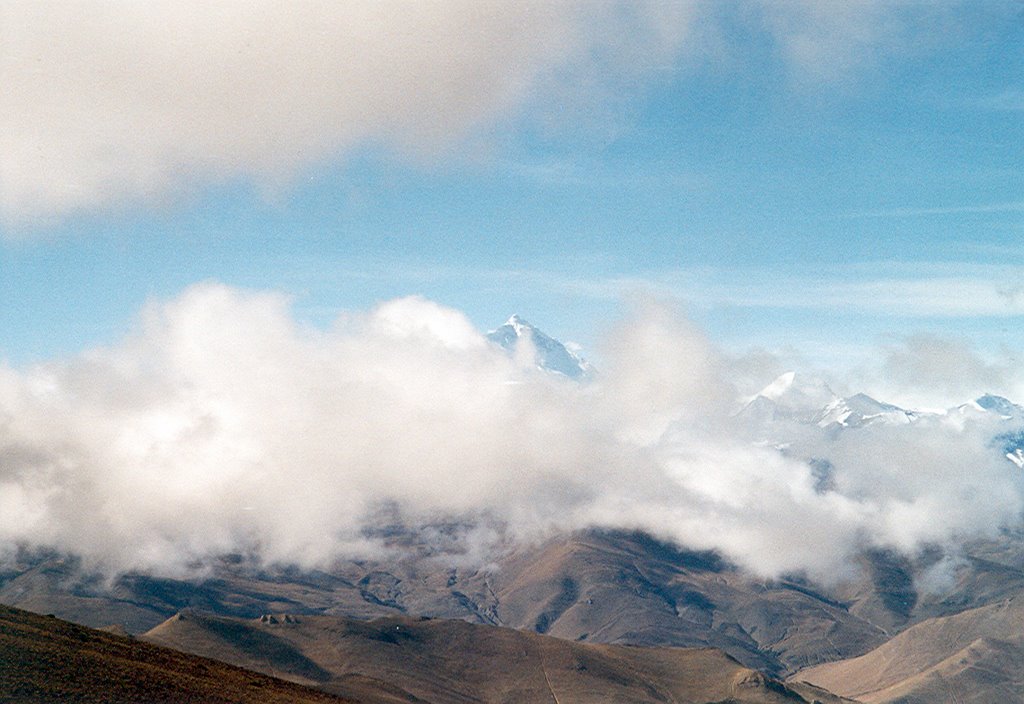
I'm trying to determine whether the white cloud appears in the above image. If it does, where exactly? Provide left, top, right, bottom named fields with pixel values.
left=0, top=0, right=694, bottom=226
left=750, top=0, right=1022, bottom=88
left=862, top=334, right=1015, bottom=409
left=750, top=0, right=929, bottom=83
left=1, top=0, right=1003, bottom=227
left=1, top=285, right=1021, bottom=581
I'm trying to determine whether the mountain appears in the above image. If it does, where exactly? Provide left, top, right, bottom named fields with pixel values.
left=142, top=608, right=850, bottom=704
left=0, top=530, right=894, bottom=676
left=971, top=393, right=1024, bottom=419
left=734, top=372, right=841, bottom=443
left=0, top=602, right=352, bottom=704
left=487, top=314, right=593, bottom=379
left=8, top=368, right=1024, bottom=699
left=484, top=530, right=886, bottom=675
left=740, top=372, right=839, bottom=423
left=8, top=527, right=1024, bottom=700
left=738, top=376, right=1024, bottom=470
left=795, top=594, right=1024, bottom=703
left=814, top=393, right=918, bottom=429
left=953, top=393, right=1024, bottom=466
left=738, top=372, right=922, bottom=431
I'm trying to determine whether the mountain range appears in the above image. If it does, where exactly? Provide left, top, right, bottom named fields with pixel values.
left=9, top=525, right=1024, bottom=702
left=739, top=370, right=1022, bottom=432
left=4, top=317, right=1024, bottom=702
left=736, top=370, right=1024, bottom=465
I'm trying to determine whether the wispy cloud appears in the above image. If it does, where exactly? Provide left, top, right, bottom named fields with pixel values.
left=724, top=276, right=1024, bottom=318
left=852, top=333, right=1018, bottom=410
left=976, top=88, right=1024, bottom=112
left=504, top=158, right=710, bottom=191
left=459, top=263, right=1024, bottom=320
left=281, top=261, right=1024, bottom=321
left=751, top=0, right=960, bottom=84
left=841, top=202, right=1024, bottom=219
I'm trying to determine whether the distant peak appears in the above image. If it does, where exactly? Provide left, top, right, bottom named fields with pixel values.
left=504, top=314, right=531, bottom=328
left=486, top=315, right=592, bottom=380
left=977, top=393, right=1011, bottom=406
left=974, top=393, right=1020, bottom=417
left=845, top=392, right=888, bottom=407
left=759, top=371, right=796, bottom=401
left=749, top=371, right=838, bottom=418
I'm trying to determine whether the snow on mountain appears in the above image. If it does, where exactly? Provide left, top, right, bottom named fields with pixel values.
left=737, top=372, right=838, bottom=425
left=814, top=393, right=919, bottom=429
left=959, top=393, right=1024, bottom=419
left=486, top=315, right=593, bottom=380
left=758, top=371, right=837, bottom=408
left=737, top=375, right=1024, bottom=468
left=961, top=395, right=1024, bottom=466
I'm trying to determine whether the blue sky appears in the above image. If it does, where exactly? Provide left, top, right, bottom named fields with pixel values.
left=1, top=1, right=1022, bottom=378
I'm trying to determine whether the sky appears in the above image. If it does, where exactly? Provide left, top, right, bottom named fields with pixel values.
left=1, top=1, right=1021, bottom=388
left=3, top=2, right=1024, bottom=579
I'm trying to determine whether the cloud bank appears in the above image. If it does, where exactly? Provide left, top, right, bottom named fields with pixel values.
left=1, top=285, right=1021, bottom=580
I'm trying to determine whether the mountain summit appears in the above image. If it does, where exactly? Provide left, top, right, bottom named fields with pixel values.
left=737, top=371, right=838, bottom=427
left=487, top=315, right=593, bottom=379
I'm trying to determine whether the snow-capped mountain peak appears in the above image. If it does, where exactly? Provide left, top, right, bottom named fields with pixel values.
left=503, top=313, right=529, bottom=330
left=739, top=372, right=838, bottom=422
left=734, top=369, right=1024, bottom=468
left=758, top=371, right=797, bottom=401
left=757, top=372, right=837, bottom=408
left=815, top=393, right=917, bottom=428
left=974, top=393, right=1024, bottom=419
left=952, top=394, right=1024, bottom=420
left=487, top=315, right=593, bottom=380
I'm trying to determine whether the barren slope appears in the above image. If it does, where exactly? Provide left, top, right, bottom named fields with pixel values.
left=0, top=603, right=352, bottom=704
left=489, top=531, right=886, bottom=674
left=144, top=609, right=852, bottom=704
left=795, top=594, right=1024, bottom=703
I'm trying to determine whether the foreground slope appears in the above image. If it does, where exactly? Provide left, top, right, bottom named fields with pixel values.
left=0, top=603, right=351, bottom=704
left=795, top=594, right=1024, bottom=703
left=143, top=609, right=851, bottom=704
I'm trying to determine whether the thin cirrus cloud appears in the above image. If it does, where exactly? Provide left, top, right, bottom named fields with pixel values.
left=468, top=265, right=1024, bottom=319
left=734, top=277, right=1024, bottom=318
left=1, top=284, right=1021, bottom=581
left=841, top=202, right=1024, bottom=218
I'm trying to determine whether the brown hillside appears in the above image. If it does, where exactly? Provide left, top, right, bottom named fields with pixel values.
left=795, top=594, right=1024, bottom=703
left=0, top=603, right=352, bottom=704
left=143, top=609, right=853, bottom=704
